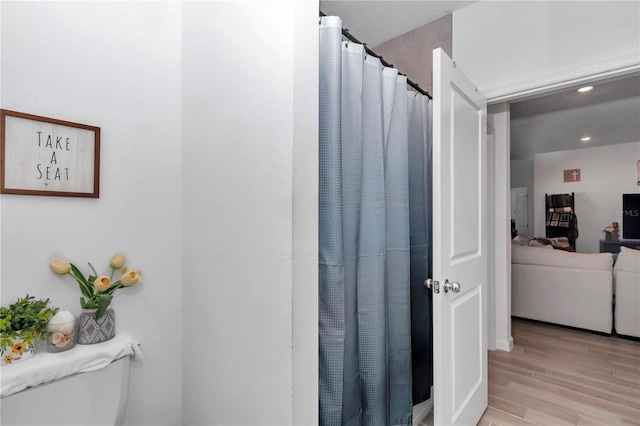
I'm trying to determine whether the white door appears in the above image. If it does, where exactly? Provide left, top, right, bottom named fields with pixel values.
left=431, top=48, right=488, bottom=426
left=511, top=187, right=528, bottom=236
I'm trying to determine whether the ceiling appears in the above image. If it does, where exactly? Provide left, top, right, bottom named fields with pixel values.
left=318, top=1, right=640, bottom=160
left=510, top=75, right=640, bottom=160
left=319, top=1, right=476, bottom=47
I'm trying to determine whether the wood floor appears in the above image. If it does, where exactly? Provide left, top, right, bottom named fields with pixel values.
left=422, top=318, right=640, bottom=425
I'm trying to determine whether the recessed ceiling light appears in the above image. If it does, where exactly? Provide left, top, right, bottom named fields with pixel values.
left=577, top=86, right=594, bottom=93
left=581, top=136, right=591, bottom=142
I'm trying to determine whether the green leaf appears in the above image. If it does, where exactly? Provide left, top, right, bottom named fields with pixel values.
left=95, top=294, right=113, bottom=320
left=81, top=297, right=96, bottom=309
left=22, top=331, right=35, bottom=345
left=69, top=263, right=94, bottom=299
left=69, top=263, right=88, bottom=284
left=105, top=281, right=123, bottom=295
left=0, top=296, right=58, bottom=341
left=0, top=333, right=15, bottom=350
left=0, top=316, right=12, bottom=332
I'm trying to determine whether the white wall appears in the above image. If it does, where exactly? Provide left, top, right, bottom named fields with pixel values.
left=291, top=2, right=320, bottom=422
left=181, top=1, right=318, bottom=424
left=453, top=1, right=640, bottom=101
left=1, top=2, right=183, bottom=425
left=534, top=142, right=640, bottom=253
left=2, top=1, right=319, bottom=425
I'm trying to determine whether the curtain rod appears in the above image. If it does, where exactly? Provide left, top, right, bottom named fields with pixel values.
left=320, top=11, right=432, bottom=99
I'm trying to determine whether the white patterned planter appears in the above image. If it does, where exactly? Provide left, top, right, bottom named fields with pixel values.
left=77, top=308, right=116, bottom=344
left=1, top=333, right=36, bottom=365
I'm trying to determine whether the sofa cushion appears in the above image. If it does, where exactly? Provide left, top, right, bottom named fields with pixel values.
left=614, top=246, right=640, bottom=274
left=512, top=235, right=531, bottom=246
left=511, top=244, right=613, bottom=271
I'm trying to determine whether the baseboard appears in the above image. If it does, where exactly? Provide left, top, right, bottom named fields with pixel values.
left=495, top=336, right=514, bottom=352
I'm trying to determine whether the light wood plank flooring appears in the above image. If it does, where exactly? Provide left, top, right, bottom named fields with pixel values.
left=421, top=318, right=640, bottom=425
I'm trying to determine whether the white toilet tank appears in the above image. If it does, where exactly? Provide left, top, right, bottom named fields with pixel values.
left=1, top=356, right=130, bottom=426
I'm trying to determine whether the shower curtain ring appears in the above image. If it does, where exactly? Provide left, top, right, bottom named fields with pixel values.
left=363, top=43, right=368, bottom=59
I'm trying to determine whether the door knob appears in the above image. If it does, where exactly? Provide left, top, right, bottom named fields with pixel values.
left=443, top=279, right=461, bottom=293
left=425, top=278, right=440, bottom=294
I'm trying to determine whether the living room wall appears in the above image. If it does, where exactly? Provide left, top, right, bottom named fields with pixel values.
left=534, top=141, right=640, bottom=253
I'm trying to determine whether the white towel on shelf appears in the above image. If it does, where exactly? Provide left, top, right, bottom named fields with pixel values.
left=1, top=331, right=142, bottom=398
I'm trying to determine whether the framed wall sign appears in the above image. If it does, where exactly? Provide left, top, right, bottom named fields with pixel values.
left=1, top=109, right=100, bottom=197
left=563, top=168, right=580, bottom=182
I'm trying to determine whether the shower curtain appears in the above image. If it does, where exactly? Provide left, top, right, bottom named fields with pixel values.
left=407, top=93, right=434, bottom=407
left=319, top=16, right=433, bottom=426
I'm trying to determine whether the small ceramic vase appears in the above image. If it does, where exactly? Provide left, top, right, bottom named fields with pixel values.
left=77, top=308, right=116, bottom=345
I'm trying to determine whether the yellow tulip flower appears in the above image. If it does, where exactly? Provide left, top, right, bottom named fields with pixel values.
left=94, top=276, right=111, bottom=292
left=109, top=254, right=126, bottom=270
left=50, top=259, right=71, bottom=275
left=120, top=269, right=143, bottom=287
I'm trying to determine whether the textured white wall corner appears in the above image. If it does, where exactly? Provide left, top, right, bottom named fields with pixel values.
left=182, top=1, right=318, bottom=424
left=1, top=2, right=183, bottom=425
left=3, top=1, right=319, bottom=425
left=534, top=142, right=640, bottom=254
left=453, top=1, right=640, bottom=102
left=292, top=1, right=320, bottom=424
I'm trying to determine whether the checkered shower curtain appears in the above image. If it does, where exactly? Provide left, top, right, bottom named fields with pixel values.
left=319, top=16, right=433, bottom=426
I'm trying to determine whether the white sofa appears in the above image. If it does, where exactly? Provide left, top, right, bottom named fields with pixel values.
left=511, top=245, right=614, bottom=333
left=614, top=246, right=640, bottom=338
